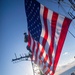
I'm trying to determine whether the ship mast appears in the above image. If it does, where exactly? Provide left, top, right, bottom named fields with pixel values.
left=12, top=33, right=44, bottom=75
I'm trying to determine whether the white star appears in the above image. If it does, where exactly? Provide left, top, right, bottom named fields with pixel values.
left=33, top=7, right=34, bottom=9
left=34, top=4, right=35, bottom=6
left=37, top=7, right=39, bottom=10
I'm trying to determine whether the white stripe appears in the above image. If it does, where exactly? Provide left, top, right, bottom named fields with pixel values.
left=40, top=58, right=50, bottom=73
left=40, top=61, right=45, bottom=71
left=43, top=67, right=49, bottom=74
left=54, top=15, right=65, bottom=50
left=38, top=4, right=53, bottom=72
left=41, top=50, right=46, bottom=61
left=40, top=4, right=45, bottom=44
left=41, top=9, right=53, bottom=68
left=37, top=44, right=42, bottom=65
left=40, top=62, right=48, bottom=74
left=39, top=4, right=51, bottom=70
left=53, top=14, right=65, bottom=58
left=44, top=9, right=53, bottom=54
left=33, top=40, right=37, bottom=61
left=40, top=5, right=53, bottom=68
left=46, top=57, right=50, bottom=66
left=51, top=14, right=65, bottom=70
left=41, top=51, right=50, bottom=67
left=47, top=71, right=52, bottom=75
left=40, top=9, right=54, bottom=71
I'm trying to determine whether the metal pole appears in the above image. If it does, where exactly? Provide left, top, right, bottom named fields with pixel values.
left=31, top=61, right=35, bottom=75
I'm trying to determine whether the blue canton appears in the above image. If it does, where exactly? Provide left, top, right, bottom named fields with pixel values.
left=25, top=0, right=42, bottom=42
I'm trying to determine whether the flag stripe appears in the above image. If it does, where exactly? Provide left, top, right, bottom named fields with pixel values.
left=45, top=9, right=52, bottom=54
left=42, top=9, right=53, bottom=70
left=43, top=8, right=53, bottom=68
left=37, top=44, right=42, bottom=65
left=45, top=68, right=50, bottom=75
left=28, top=33, right=31, bottom=47
left=40, top=4, right=45, bottom=44
left=48, top=12, right=58, bottom=67
left=39, top=7, right=48, bottom=59
left=32, top=40, right=35, bottom=60
left=44, top=12, right=59, bottom=73
left=50, top=14, right=65, bottom=72
left=39, top=6, right=50, bottom=71
left=52, top=17, right=72, bottom=73
left=39, top=5, right=49, bottom=66
left=35, top=43, right=39, bottom=63
left=34, top=41, right=37, bottom=61
left=40, top=5, right=52, bottom=67
left=37, top=4, right=45, bottom=66
left=30, top=36, right=34, bottom=52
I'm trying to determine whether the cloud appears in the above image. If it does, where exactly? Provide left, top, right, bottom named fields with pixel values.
left=63, top=52, right=69, bottom=55
left=55, top=61, right=75, bottom=75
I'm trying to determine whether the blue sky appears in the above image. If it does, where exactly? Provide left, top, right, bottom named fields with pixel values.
left=0, top=0, right=75, bottom=75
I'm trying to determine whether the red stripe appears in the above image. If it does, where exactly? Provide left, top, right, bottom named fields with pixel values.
left=48, top=12, right=58, bottom=66
left=39, top=59, right=43, bottom=66
left=28, top=32, right=31, bottom=47
left=43, top=54, right=48, bottom=63
left=50, top=72, right=54, bottom=75
left=42, top=65, right=46, bottom=71
left=32, top=40, right=35, bottom=60
left=35, top=43, right=39, bottom=63
left=42, top=7, right=48, bottom=47
left=45, top=68, right=50, bottom=75
left=39, top=6, right=48, bottom=62
left=42, top=65, right=49, bottom=75
left=52, top=18, right=72, bottom=73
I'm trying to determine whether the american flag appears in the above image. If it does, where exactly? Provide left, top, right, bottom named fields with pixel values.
left=25, top=0, right=72, bottom=75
